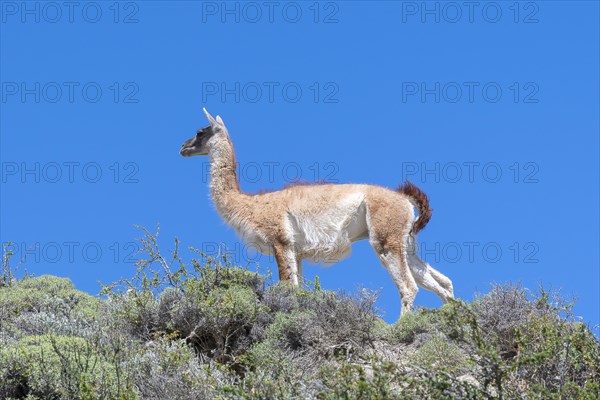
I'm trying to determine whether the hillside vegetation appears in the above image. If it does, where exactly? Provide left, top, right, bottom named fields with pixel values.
left=1, top=230, right=598, bottom=399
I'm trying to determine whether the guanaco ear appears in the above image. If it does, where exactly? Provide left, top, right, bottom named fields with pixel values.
left=203, top=108, right=218, bottom=126
left=216, top=115, right=224, bottom=126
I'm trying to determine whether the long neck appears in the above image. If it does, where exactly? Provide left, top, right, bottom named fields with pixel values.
left=208, top=134, right=245, bottom=219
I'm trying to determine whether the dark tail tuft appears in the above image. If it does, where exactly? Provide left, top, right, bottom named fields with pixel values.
left=397, top=180, right=432, bottom=235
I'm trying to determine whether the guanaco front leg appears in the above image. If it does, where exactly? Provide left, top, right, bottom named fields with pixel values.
left=273, top=244, right=299, bottom=285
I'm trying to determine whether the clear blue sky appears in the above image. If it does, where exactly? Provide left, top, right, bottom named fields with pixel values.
left=1, top=1, right=598, bottom=327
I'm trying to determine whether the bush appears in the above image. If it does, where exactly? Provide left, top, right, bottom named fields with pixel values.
left=440, top=289, right=600, bottom=400
left=0, top=276, right=99, bottom=321
left=318, top=358, right=487, bottom=399
left=178, top=282, right=264, bottom=362
left=389, top=308, right=439, bottom=344
left=513, top=311, right=600, bottom=398
left=0, top=335, right=136, bottom=399
left=0, top=276, right=100, bottom=345
left=471, top=283, right=543, bottom=358
left=409, top=334, right=468, bottom=374
left=262, top=284, right=380, bottom=360
left=318, top=359, right=401, bottom=400
left=128, top=337, right=230, bottom=400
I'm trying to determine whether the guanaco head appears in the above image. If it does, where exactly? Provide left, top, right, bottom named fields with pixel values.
left=180, top=108, right=226, bottom=157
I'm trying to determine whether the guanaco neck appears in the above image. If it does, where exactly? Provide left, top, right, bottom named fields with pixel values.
left=207, top=133, right=246, bottom=220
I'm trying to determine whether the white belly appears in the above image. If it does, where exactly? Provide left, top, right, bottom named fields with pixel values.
left=287, top=193, right=368, bottom=263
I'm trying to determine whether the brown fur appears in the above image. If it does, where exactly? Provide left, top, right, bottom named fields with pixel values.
left=397, top=180, right=432, bottom=234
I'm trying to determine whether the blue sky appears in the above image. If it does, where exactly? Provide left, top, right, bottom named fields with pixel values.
left=1, top=1, right=598, bottom=327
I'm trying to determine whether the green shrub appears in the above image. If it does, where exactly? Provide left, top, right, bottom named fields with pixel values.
left=440, top=291, right=600, bottom=400
left=0, top=276, right=100, bottom=320
left=129, top=337, right=227, bottom=400
left=409, top=334, right=468, bottom=374
left=318, top=359, right=401, bottom=400
left=261, top=285, right=380, bottom=359
left=389, top=308, right=439, bottom=344
left=184, top=283, right=263, bottom=361
left=0, top=276, right=101, bottom=342
left=240, top=311, right=315, bottom=375
left=0, top=335, right=136, bottom=399
left=513, top=314, right=600, bottom=399
left=471, top=283, right=541, bottom=358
